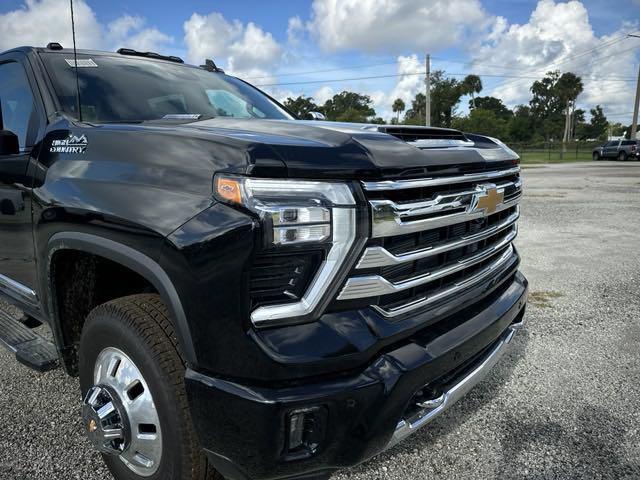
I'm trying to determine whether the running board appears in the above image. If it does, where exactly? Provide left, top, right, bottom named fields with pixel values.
left=0, top=307, right=58, bottom=372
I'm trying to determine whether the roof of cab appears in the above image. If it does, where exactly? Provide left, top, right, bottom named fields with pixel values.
left=1, top=46, right=198, bottom=68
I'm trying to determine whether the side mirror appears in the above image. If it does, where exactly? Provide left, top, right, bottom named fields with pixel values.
left=0, top=130, right=19, bottom=155
left=307, top=111, right=326, bottom=121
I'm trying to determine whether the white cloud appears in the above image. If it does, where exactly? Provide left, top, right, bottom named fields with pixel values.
left=107, top=15, right=173, bottom=52
left=307, top=0, right=489, bottom=53
left=228, top=23, right=281, bottom=72
left=388, top=55, right=424, bottom=109
left=287, top=16, right=304, bottom=45
left=313, top=86, right=335, bottom=104
left=183, top=12, right=281, bottom=80
left=0, top=0, right=100, bottom=51
left=0, top=0, right=173, bottom=54
left=183, top=12, right=242, bottom=62
left=472, top=0, right=639, bottom=118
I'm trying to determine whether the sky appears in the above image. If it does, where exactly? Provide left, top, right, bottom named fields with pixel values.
left=1, top=0, right=639, bottom=123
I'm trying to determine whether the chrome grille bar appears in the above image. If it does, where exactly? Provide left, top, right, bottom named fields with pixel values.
left=362, top=166, right=520, bottom=191
left=339, top=166, right=522, bottom=316
left=337, top=234, right=515, bottom=301
left=356, top=208, right=519, bottom=269
left=366, top=177, right=522, bottom=239
left=370, top=191, right=521, bottom=238
left=372, top=246, right=516, bottom=318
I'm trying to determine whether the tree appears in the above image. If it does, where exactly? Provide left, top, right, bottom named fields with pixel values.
left=283, top=96, right=320, bottom=119
left=322, top=91, right=376, bottom=123
left=470, top=96, right=513, bottom=120
left=571, top=108, right=585, bottom=139
left=578, top=105, right=608, bottom=140
left=404, top=71, right=468, bottom=127
left=452, top=108, right=508, bottom=139
left=608, top=122, right=633, bottom=138
left=460, top=74, right=483, bottom=109
left=555, top=72, right=584, bottom=145
left=392, top=98, right=405, bottom=123
left=430, top=71, right=465, bottom=127
left=529, top=70, right=583, bottom=143
left=508, top=105, right=536, bottom=143
left=404, top=93, right=426, bottom=125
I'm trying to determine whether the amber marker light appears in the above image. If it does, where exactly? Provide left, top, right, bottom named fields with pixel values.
left=216, top=177, right=242, bottom=204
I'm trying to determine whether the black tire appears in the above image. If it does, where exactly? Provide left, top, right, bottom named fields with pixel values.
left=79, top=294, right=220, bottom=480
left=592, top=151, right=600, bottom=161
left=618, top=151, right=627, bottom=161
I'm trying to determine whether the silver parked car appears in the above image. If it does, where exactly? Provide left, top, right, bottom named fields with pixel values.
left=593, top=139, right=639, bottom=161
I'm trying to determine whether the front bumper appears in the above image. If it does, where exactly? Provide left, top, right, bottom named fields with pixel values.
left=185, top=271, right=528, bottom=480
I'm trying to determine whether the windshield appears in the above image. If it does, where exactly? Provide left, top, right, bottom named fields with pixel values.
left=40, top=53, right=293, bottom=123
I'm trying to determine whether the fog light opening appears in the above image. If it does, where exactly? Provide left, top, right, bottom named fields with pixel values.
left=285, top=407, right=327, bottom=460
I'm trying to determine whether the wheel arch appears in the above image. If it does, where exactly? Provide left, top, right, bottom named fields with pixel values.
left=45, top=232, right=196, bottom=372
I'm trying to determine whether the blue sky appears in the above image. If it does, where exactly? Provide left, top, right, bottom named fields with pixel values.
left=1, top=0, right=639, bottom=122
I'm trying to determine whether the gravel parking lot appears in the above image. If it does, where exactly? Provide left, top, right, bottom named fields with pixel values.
left=1, top=161, right=639, bottom=479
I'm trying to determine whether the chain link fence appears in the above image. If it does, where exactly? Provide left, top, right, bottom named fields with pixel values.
left=510, top=141, right=601, bottom=163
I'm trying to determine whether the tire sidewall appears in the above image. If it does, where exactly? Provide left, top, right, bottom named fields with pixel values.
left=79, top=307, right=186, bottom=480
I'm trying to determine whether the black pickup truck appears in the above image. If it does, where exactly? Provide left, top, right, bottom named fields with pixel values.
left=0, top=44, right=527, bottom=480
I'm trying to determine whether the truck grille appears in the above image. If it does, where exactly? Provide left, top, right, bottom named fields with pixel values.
left=336, top=166, right=522, bottom=318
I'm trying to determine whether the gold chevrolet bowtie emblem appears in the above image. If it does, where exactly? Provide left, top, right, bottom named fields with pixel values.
left=475, top=186, right=504, bottom=215
left=88, top=419, right=98, bottom=433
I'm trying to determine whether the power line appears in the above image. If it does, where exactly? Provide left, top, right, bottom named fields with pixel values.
left=255, top=71, right=635, bottom=88
left=489, top=34, right=638, bottom=91
left=242, top=61, right=399, bottom=80
left=244, top=32, right=638, bottom=86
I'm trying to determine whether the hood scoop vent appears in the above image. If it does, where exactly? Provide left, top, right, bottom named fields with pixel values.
left=377, top=126, right=470, bottom=148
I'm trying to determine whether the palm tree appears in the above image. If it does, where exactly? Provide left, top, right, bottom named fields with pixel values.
left=461, top=75, right=483, bottom=109
left=392, top=98, right=405, bottom=124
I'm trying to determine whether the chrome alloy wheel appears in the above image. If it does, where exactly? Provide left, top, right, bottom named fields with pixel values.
left=83, top=347, right=163, bottom=477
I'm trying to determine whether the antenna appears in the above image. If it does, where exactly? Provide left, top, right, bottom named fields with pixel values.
left=70, top=0, right=82, bottom=122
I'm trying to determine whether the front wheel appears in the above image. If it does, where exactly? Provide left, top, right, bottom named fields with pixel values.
left=592, top=151, right=600, bottom=161
left=618, top=151, right=627, bottom=161
left=79, top=294, right=219, bottom=480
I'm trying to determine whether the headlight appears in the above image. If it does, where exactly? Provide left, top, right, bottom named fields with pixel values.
left=215, top=175, right=359, bottom=328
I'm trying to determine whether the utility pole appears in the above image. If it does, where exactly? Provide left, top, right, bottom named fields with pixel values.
left=629, top=34, right=639, bottom=139
left=425, top=53, right=431, bottom=126
left=631, top=63, right=639, bottom=140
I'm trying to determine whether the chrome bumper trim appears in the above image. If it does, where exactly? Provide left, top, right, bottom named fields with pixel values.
left=387, top=319, right=524, bottom=450
left=337, top=236, right=515, bottom=301
left=357, top=208, right=519, bottom=269
left=371, top=246, right=517, bottom=318
left=362, top=166, right=521, bottom=191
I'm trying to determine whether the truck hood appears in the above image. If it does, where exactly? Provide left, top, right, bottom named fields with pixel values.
left=91, top=117, right=518, bottom=181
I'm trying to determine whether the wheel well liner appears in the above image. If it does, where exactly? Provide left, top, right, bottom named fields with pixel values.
left=46, top=232, right=196, bottom=367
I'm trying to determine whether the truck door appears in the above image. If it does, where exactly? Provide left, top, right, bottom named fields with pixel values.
left=0, top=57, right=40, bottom=304
left=602, top=141, right=615, bottom=158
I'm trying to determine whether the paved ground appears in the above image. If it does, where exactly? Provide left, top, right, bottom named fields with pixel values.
left=1, top=161, right=639, bottom=479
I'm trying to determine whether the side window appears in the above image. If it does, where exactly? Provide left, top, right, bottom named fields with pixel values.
left=0, top=61, right=37, bottom=149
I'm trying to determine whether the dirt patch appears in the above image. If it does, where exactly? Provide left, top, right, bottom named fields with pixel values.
left=525, top=193, right=567, bottom=198
left=529, top=290, right=564, bottom=308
